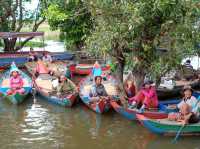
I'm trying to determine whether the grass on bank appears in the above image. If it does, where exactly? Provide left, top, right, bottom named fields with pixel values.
left=21, top=22, right=60, bottom=41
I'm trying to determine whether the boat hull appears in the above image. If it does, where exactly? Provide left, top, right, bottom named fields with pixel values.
left=4, top=92, right=30, bottom=105
left=37, top=90, right=77, bottom=107
left=137, top=114, right=200, bottom=136
left=110, top=92, right=200, bottom=120
left=73, top=64, right=110, bottom=75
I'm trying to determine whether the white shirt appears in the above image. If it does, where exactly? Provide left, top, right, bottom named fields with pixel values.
left=42, top=55, right=52, bottom=62
left=177, top=96, right=199, bottom=114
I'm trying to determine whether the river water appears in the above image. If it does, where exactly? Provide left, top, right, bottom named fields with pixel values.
left=0, top=94, right=200, bottom=149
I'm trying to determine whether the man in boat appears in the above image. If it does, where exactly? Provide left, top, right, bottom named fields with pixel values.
left=42, top=52, right=53, bottom=63
left=89, top=76, right=109, bottom=103
left=54, top=75, right=75, bottom=97
left=168, top=85, right=199, bottom=125
left=128, top=80, right=158, bottom=112
left=184, top=59, right=193, bottom=69
left=7, top=64, right=25, bottom=95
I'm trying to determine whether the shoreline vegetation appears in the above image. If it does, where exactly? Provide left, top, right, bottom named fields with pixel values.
left=21, top=22, right=60, bottom=41
left=0, top=22, right=60, bottom=49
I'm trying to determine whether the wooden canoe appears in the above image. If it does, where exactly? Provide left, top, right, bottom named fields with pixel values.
left=157, top=79, right=200, bottom=99
left=79, top=75, right=119, bottom=114
left=72, top=64, right=110, bottom=75
left=110, top=92, right=200, bottom=121
left=0, top=51, right=74, bottom=69
left=25, top=61, right=70, bottom=77
left=137, top=114, right=200, bottom=136
left=34, top=74, right=78, bottom=107
left=0, top=65, right=32, bottom=104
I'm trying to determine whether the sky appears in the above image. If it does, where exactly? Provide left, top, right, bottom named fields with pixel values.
left=25, top=0, right=39, bottom=11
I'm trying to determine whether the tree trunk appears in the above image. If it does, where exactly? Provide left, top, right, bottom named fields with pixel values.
left=132, top=69, right=145, bottom=93
left=3, top=38, right=17, bottom=52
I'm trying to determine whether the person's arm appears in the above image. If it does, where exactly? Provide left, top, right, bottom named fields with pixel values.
left=19, top=77, right=24, bottom=88
left=10, top=78, right=14, bottom=89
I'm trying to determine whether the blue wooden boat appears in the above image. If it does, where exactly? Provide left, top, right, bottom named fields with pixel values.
left=34, top=74, right=78, bottom=107
left=110, top=92, right=200, bottom=120
left=0, top=51, right=74, bottom=69
left=79, top=75, right=119, bottom=114
left=0, top=63, right=32, bottom=104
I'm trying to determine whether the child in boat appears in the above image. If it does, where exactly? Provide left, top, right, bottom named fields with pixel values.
left=124, top=80, right=136, bottom=98
left=89, top=76, right=109, bottom=102
left=55, top=75, right=75, bottom=97
left=168, top=85, right=199, bottom=125
left=92, top=61, right=102, bottom=78
left=129, top=80, right=158, bottom=112
left=7, top=65, right=25, bottom=95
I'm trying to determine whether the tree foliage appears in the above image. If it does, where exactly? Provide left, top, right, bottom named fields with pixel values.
left=0, top=0, right=48, bottom=51
left=45, top=0, right=93, bottom=50
left=85, top=0, right=200, bottom=90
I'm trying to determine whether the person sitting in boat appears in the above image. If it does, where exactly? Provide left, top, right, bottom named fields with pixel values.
left=184, top=59, right=193, bottom=69
left=92, top=61, right=102, bottom=78
left=35, top=59, right=54, bottom=76
left=28, top=48, right=38, bottom=62
left=7, top=64, right=25, bottom=95
left=128, top=80, right=158, bottom=112
left=168, top=85, right=199, bottom=125
left=124, top=80, right=136, bottom=98
left=42, top=52, right=53, bottom=63
left=89, top=76, right=109, bottom=102
left=54, top=75, right=75, bottom=97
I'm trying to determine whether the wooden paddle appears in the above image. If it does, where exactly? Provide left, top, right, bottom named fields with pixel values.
left=172, top=124, right=185, bottom=143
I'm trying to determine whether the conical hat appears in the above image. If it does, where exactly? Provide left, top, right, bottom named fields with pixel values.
left=10, top=62, right=20, bottom=74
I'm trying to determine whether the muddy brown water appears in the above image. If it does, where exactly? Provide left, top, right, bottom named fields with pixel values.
left=0, top=75, right=200, bottom=149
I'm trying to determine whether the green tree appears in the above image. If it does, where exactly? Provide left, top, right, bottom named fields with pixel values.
left=45, top=0, right=93, bottom=50
left=0, top=0, right=48, bottom=51
left=86, top=0, right=200, bottom=91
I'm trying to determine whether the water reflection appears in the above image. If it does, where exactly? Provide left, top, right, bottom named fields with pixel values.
left=21, top=103, right=54, bottom=141
left=0, top=95, right=200, bottom=149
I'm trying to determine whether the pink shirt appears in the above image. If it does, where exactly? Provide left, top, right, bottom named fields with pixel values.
left=141, top=87, right=158, bottom=103
left=10, top=76, right=24, bottom=89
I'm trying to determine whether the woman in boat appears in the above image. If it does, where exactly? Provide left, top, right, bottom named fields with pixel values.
left=92, top=61, right=102, bottom=78
left=128, top=80, right=158, bottom=112
left=55, top=75, right=75, bottom=97
left=168, top=85, right=199, bottom=125
left=124, top=80, right=136, bottom=98
left=7, top=65, right=25, bottom=95
left=89, top=76, right=109, bottom=102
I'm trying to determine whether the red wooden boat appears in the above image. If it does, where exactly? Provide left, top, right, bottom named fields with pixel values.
left=71, top=64, right=110, bottom=75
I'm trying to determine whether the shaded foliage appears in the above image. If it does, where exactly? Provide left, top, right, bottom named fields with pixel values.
left=45, top=0, right=94, bottom=50
left=85, top=0, right=200, bottom=90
